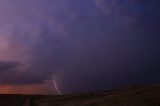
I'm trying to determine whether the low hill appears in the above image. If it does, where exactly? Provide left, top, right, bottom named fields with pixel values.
left=0, top=84, right=160, bottom=106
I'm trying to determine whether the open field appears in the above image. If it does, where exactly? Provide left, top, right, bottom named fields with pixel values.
left=0, top=84, right=160, bottom=106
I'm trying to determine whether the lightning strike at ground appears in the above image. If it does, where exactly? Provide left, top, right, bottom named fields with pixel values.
left=52, top=76, right=61, bottom=95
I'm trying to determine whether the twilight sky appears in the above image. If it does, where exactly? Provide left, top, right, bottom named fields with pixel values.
left=0, top=0, right=160, bottom=94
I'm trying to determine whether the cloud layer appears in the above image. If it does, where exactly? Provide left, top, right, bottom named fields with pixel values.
left=0, top=0, right=159, bottom=93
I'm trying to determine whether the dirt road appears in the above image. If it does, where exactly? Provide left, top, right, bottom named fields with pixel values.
left=23, top=96, right=38, bottom=106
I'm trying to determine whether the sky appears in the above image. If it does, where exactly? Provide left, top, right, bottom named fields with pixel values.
left=0, top=0, right=160, bottom=94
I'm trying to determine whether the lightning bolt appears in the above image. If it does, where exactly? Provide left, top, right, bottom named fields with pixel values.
left=52, top=76, right=61, bottom=95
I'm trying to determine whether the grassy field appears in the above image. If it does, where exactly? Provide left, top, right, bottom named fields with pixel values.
left=0, top=84, right=160, bottom=106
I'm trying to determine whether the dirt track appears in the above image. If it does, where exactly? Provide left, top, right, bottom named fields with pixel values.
left=23, top=96, right=37, bottom=106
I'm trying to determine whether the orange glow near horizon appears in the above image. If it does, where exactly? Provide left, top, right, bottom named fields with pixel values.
left=0, top=80, right=57, bottom=95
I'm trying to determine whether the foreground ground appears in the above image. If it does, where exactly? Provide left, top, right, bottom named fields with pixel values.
left=0, top=84, right=159, bottom=106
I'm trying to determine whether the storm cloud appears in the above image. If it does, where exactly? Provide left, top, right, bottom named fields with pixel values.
left=0, top=61, right=19, bottom=73
left=0, top=0, right=159, bottom=93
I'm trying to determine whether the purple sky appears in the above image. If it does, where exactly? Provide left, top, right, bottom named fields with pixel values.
left=0, top=0, right=160, bottom=94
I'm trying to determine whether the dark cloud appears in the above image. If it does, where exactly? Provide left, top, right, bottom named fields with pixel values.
left=0, top=0, right=159, bottom=93
left=0, top=61, right=19, bottom=73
